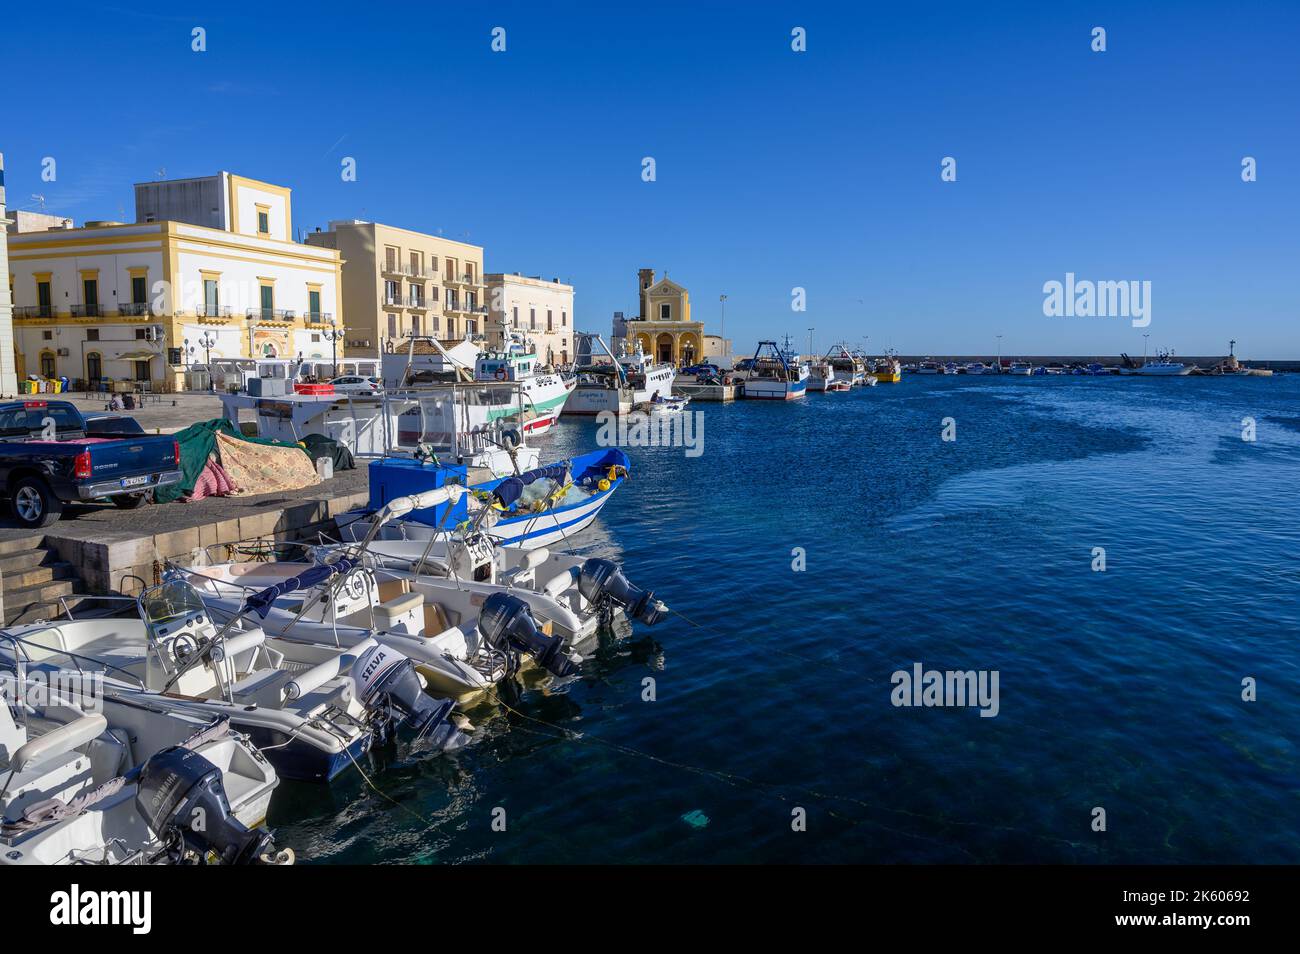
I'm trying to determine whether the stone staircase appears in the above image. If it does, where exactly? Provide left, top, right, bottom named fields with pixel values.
left=0, top=535, right=88, bottom=625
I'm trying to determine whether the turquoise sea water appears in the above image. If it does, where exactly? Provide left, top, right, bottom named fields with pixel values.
left=274, top=375, right=1300, bottom=864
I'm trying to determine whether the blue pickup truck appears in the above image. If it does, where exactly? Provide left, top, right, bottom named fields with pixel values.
left=0, top=400, right=183, bottom=528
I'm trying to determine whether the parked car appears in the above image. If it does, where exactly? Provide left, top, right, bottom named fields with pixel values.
left=0, top=400, right=183, bottom=527
left=680, top=363, right=722, bottom=377
left=329, top=374, right=382, bottom=394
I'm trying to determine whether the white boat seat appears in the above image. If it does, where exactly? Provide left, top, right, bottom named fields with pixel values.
left=373, top=591, right=424, bottom=629
left=0, top=704, right=29, bottom=764
left=227, top=668, right=289, bottom=704
left=9, top=714, right=107, bottom=773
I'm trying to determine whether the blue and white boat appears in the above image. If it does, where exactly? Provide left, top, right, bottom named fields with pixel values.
left=343, top=448, right=631, bottom=550
left=739, top=340, right=808, bottom=400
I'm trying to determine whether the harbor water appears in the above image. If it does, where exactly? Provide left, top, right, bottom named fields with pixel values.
left=273, top=375, right=1300, bottom=863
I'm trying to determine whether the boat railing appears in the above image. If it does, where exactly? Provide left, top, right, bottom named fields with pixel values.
left=0, top=627, right=148, bottom=691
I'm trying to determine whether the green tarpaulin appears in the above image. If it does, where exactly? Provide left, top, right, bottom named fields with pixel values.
left=155, top=418, right=311, bottom=503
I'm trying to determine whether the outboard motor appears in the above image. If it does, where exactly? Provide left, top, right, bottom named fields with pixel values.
left=135, top=746, right=282, bottom=865
left=479, top=592, right=580, bottom=678
left=577, top=558, right=669, bottom=625
left=352, top=644, right=460, bottom=749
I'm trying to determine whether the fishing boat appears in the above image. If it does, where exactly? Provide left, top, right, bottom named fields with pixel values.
left=942, top=362, right=960, bottom=374
left=917, top=359, right=942, bottom=374
left=0, top=698, right=288, bottom=865
left=738, top=340, right=808, bottom=400
left=824, top=345, right=866, bottom=387
left=0, top=579, right=461, bottom=782
left=566, top=335, right=676, bottom=416
left=964, top=362, right=993, bottom=375
left=345, top=447, right=631, bottom=550
left=806, top=358, right=835, bottom=392
left=824, top=379, right=851, bottom=393
left=1008, top=362, right=1033, bottom=376
left=1127, top=349, right=1193, bottom=375
left=871, top=352, right=903, bottom=383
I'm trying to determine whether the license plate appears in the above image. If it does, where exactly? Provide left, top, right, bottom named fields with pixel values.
left=120, top=475, right=149, bottom=488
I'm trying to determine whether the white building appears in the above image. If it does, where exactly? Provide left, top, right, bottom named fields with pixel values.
left=8, top=173, right=343, bottom=390
left=485, top=272, right=574, bottom=367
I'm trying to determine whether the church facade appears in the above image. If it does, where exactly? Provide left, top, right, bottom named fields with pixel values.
left=611, top=268, right=707, bottom=366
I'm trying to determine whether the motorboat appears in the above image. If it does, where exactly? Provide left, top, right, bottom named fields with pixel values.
left=0, top=677, right=287, bottom=864
left=1008, top=362, right=1033, bottom=375
left=1126, top=349, right=1193, bottom=375
left=824, top=379, right=851, bottom=393
left=183, top=487, right=668, bottom=699
left=964, top=362, right=992, bottom=375
left=824, top=345, right=866, bottom=387
left=647, top=394, right=691, bottom=414
left=917, top=360, right=942, bottom=374
left=0, top=579, right=461, bottom=782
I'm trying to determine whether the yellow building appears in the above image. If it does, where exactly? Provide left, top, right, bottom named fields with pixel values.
left=7, top=172, right=343, bottom=390
left=613, top=268, right=706, bottom=366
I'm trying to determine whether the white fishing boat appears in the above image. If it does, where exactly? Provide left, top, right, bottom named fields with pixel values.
left=0, top=698, right=288, bottom=865
left=738, top=340, right=809, bottom=400
left=0, top=579, right=461, bottom=783
left=917, top=359, right=942, bottom=374
left=964, top=362, right=993, bottom=375
left=825, top=345, right=867, bottom=387
left=566, top=336, right=676, bottom=415
left=1127, top=349, right=1193, bottom=375
left=1008, top=362, right=1033, bottom=375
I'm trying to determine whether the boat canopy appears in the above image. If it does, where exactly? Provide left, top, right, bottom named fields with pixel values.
left=242, top=557, right=360, bottom=618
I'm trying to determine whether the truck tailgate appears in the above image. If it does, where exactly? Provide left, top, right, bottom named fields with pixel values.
left=86, top=435, right=178, bottom=486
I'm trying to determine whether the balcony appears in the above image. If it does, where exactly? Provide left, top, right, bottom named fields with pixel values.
left=383, top=295, right=405, bottom=308
left=71, top=304, right=107, bottom=318
left=246, top=308, right=296, bottom=322
left=406, top=297, right=428, bottom=310
left=382, top=260, right=410, bottom=277
left=119, top=302, right=151, bottom=317
left=198, top=305, right=232, bottom=318
left=304, top=312, right=335, bottom=324
left=14, top=305, right=54, bottom=319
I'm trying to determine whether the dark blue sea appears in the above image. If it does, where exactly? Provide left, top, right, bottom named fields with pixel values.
left=275, top=375, right=1300, bottom=864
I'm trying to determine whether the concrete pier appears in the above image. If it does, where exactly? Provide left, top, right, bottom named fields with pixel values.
left=672, top=381, right=737, bottom=402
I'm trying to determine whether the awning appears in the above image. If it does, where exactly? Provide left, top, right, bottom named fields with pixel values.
left=116, top=351, right=157, bottom=361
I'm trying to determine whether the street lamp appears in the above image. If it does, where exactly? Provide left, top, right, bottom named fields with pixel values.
left=199, top=331, right=218, bottom=390
left=996, top=334, right=1003, bottom=372
left=322, top=321, right=345, bottom=378
left=1143, top=333, right=1150, bottom=364
left=719, top=294, right=727, bottom=340
left=807, top=327, right=814, bottom=359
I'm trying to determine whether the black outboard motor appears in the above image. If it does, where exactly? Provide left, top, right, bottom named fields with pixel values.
left=479, top=592, right=580, bottom=677
left=134, top=746, right=277, bottom=865
left=353, top=644, right=460, bottom=748
left=577, top=558, right=668, bottom=625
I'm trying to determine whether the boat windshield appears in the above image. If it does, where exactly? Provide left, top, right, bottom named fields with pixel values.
left=140, top=580, right=207, bottom=627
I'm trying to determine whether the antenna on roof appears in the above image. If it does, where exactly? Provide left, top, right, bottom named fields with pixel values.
left=155, top=167, right=166, bottom=179
left=30, top=193, right=46, bottom=210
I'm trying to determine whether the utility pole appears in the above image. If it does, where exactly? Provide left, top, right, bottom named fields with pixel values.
left=807, top=327, right=814, bottom=359
left=1143, top=333, right=1150, bottom=363
left=996, top=335, right=1003, bottom=372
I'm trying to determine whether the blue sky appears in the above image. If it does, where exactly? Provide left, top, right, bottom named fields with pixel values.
left=6, top=1, right=1297, bottom=357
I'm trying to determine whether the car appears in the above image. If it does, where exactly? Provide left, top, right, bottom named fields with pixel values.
left=329, top=374, right=382, bottom=394
left=680, top=363, right=722, bottom=377
left=0, top=400, right=183, bottom=528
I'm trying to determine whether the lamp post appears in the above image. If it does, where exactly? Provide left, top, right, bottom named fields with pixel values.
left=322, top=321, right=345, bottom=378
left=807, top=327, right=814, bottom=359
left=197, top=330, right=217, bottom=390
left=996, top=334, right=1003, bottom=372
left=719, top=294, right=727, bottom=340
left=1143, top=333, right=1150, bottom=364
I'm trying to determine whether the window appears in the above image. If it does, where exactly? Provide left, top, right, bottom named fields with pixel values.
left=562, top=311, right=567, bottom=327
left=83, top=278, right=99, bottom=314
left=131, top=275, right=147, bottom=304
left=412, top=315, right=421, bottom=336
left=410, top=251, right=421, bottom=275
left=86, top=352, right=102, bottom=381
left=660, top=303, right=670, bottom=319
left=388, top=314, right=397, bottom=338
left=42, top=330, right=52, bottom=340
left=135, top=328, right=147, bottom=340
left=512, top=306, right=519, bottom=327
left=385, top=247, right=398, bottom=272
left=204, top=279, right=219, bottom=315
left=385, top=280, right=400, bottom=305
left=311, top=333, right=321, bottom=343
left=135, top=361, right=151, bottom=382
left=547, top=310, right=553, bottom=331
left=308, top=289, right=322, bottom=318
left=260, top=284, right=274, bottom=314
left=409, top=284, right=423, bottom=306
left=430, top=315, right=440, bottom=334
left=446, top=317, right=456, bottom=338
left=40, top=353, right=55, bottom=377
left=467, top=319, right=476, bottom=336
left=529, top=308, right=536, bottom=330
left=37, top=281, right=52, bottom=316
left=168, top=347, right=181, bottom=365
left=257, top=208, right=270, bottom=235
left=86, top=329, right=99, bottom=341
